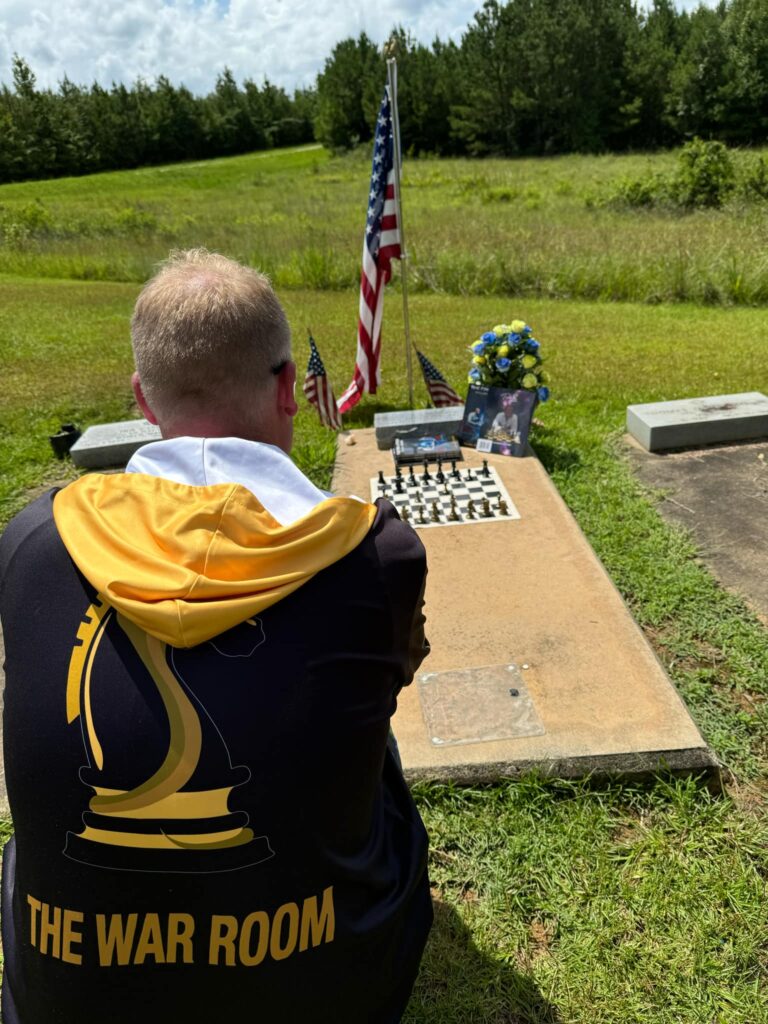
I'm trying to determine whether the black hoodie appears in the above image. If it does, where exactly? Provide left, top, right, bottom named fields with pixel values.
left=0, top=468, right=432, bottom=1024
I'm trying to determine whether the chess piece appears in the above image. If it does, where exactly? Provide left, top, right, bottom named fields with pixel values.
left=481, top=497, right=492, bottom=518
left=401, top=505, right=410, bottom=523
left=464, top=468, right=475, bottom=481
left=394, top=477, right=404, bottom=494
left=447, top=495, right=460, bottom=522
left=466, top=500, right=476, bottom=520
left=498, top=499, right=509, bottom=515
left=481, top=459, right=490, bottom=477
left=378, top=470, right=386, bottom=486
left=430, top=501, right=440, bottom=522
left=395, top=465, right=402, bottom=479
left=442, top=483, right=450, bottom=495
left=408, top=466, right=416, bottom=486
left=421, top=461, right=431, bottom=484
left=435, top=461, right=445, bottom=484
left=450, top=459, right=460, bottom=479
left=415, top=504, right=427, bottom=525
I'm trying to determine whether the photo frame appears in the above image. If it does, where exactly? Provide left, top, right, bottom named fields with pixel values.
left=458, top=385, right=537, bottom=458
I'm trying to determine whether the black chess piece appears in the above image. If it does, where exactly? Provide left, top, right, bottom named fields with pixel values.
left=465, top=468, right=475, bottom=481
left=394, top=477, right=404, bottom=494
left=481, top=459, right=490, bottom=477
left=408, top=466, right=416, bottom=486
left=435, top=460, right=445, bottom=484
left=450, top=459, right=460, bottom=479
left=442, top=483, right=450, bottom=495
left=395, top=465, right=402, bottom=479
left=421, top=461, right=431, bottom=484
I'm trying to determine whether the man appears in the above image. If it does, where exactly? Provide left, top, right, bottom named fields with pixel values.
left=490, top=392, right=520, bottom=442
left=0, top=249, right=432, bottom=1023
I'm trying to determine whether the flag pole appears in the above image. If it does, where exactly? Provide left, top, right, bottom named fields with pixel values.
left=386, top=55, right=415, bottom=410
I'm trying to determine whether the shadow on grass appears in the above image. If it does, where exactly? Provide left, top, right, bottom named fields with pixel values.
left=530, top=435, right=582, bottom=476
left=405, top=899, right=559, bottom=1024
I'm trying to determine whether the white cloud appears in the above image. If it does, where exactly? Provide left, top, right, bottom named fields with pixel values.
left=0, top=0, right=481, bottom=95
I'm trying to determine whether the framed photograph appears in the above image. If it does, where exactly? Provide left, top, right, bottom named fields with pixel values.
left=458, top=385, right=537, bottom=458
left=392, top=432, right=463, bottom=466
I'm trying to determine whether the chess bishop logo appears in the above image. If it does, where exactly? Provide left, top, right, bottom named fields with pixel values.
left=63, top=597, right=274, bottom=873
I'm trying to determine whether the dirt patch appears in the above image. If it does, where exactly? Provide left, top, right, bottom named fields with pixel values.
left=626, top=437, right=768, bottom=623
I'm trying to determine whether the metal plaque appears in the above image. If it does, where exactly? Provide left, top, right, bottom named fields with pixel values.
left=417, top=663, right=545, bottom=747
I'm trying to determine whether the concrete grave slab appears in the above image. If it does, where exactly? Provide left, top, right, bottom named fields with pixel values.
left=627, top=392, right=768, bottom=453
left=70, top=419, right=161, bottom=469
left=374, top=407, right=464, bottom=450
left=334, top=428, right=717, bottom=785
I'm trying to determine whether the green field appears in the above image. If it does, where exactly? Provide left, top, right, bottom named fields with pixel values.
left=2, top=143, right=768, bottom=305
left=1, top=146, right=767, bottom=1023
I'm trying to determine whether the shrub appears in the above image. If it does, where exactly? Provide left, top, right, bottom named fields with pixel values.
left=739, top=155, right=768, bottom=202
left=673, top=138, right=735, bottom=209
left=606, top=173, right=667, bottom=208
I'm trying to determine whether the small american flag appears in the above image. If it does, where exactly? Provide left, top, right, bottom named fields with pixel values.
left=303, top=333, right=342, bottom=430
left=338, top=85, right=401, bottom=414
left=417, top=350, right=464, bottom=408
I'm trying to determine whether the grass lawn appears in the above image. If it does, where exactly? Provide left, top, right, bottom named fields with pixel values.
left=1, top=146, right=768, bottom=1022
left=1, top=143, right=768, bottom=305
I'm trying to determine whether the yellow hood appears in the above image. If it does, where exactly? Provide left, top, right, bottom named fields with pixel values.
left=53, top=473, right=377, bottom=648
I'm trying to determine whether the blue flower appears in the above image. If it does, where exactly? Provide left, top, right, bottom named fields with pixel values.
left=523, top=325, right=533, bottom=336
left=481, top=331, right=498, bottom=344
left=495, top=357, right=511, bottom=371
left=508, top=332, right=522, bottom=345
left=472, top=340, right=487, bottom=355
left=469, top=367, right=482, bottom=380
left=537, top=386, right=550, bottom=402
left=525, top=339, right=540, bottom=353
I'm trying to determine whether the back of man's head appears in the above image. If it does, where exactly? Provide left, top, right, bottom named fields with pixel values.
left=131, top=249, right=291, bottom=433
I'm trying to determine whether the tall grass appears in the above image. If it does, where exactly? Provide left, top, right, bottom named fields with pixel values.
left=2, top=145, right=768, bottom=304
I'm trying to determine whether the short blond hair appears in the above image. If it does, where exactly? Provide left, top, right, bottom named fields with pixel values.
left=131, top=249, right=291, bottom=421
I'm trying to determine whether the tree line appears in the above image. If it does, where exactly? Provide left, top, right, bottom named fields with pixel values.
left=319, top=0, right=768, bottom=156
left=0, top=60, right=315, bottom=183
left=2, top=0, right=768, bottom=184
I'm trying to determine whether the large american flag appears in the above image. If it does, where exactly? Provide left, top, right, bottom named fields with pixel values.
left=337, top=85, right=401, bottom=414
left=303, top=333, right=342, bottom=430
left=416, top=350, right=464, bottom=408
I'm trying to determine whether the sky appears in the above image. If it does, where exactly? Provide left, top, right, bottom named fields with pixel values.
left=0, top=0, right=716, bottom=97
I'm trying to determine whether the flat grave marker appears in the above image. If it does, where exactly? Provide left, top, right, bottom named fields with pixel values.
left=70, top=419, right=161, bottom=469
left=627, top=392, right=768, bottom=452
left=374, top=407, right=464, bottom=450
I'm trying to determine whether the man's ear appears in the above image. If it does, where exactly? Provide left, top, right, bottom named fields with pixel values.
left=131, top=372, right=159, bottom=425
left=277, top=361, right=299, bottom=418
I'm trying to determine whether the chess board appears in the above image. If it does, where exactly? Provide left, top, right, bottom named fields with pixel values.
left=370, top=463, right=521, bottom=528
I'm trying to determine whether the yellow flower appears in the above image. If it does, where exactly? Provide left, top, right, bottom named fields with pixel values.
left=492, top=324, right=507, bottom=334
left=522, top=373, right=538, bottom=388
left=511, top=319, right=526, bottom=333
left=497, top=344, right=510, bottom=357
left=522, top=354, right=537, bottom=369
left=473, top=355, right=486, bottom=365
